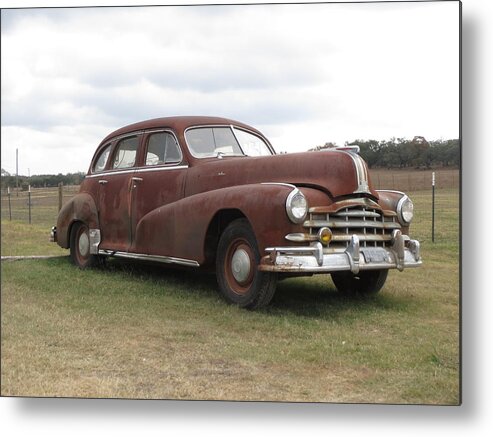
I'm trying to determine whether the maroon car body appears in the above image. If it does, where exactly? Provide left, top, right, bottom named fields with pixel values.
left=52, top=116, right=421, bottom=309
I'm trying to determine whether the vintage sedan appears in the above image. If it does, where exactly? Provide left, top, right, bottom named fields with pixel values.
left=52, top=116, right=421, bottom=309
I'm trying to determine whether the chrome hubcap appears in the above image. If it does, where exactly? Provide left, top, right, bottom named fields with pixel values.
left=78, top=232, right=89, bottom=257
left=231, top=248, right=251, bottom=284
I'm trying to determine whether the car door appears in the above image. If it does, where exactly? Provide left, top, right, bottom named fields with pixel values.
left=129, top=130, right=187, bottom=254
left=97, top=134, right=140, bottom=252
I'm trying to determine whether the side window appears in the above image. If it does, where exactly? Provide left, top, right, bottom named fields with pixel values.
left=93, top=144, right=111, bottom=173
left=145, top=132, right=182, bottom=166
left=112, top=136, right=138, bottom=170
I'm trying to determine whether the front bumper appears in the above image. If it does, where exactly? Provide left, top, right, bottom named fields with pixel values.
left=259, top=230, right=421, bottom=274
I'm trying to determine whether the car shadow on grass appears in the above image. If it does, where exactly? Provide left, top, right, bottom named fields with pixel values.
left=102, top=257, right=219, bottom=296
left=48, top=256, right=416, bottom=319
left=265, top=275, right=416, bottom=319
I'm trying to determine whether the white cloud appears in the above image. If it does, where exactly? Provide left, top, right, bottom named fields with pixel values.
left=1, top=2, right=459, bottom=175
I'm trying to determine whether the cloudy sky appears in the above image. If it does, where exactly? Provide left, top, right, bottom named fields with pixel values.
left=1, top=1, right=459, bottom=175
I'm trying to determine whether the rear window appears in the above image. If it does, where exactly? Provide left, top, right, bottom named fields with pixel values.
left=93, top=144, right=111, bottom=173
left=112, top=136, right=139, bottom=169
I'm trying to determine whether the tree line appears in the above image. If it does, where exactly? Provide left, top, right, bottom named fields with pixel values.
left=310, top=137, right=460, bottom=169
left=1, top=137, right=460, bottom=190
left=1, top=170, right=86, bottom=190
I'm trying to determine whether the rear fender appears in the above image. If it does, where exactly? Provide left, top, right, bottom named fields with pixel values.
left=56, top=192, right=99, bottom=248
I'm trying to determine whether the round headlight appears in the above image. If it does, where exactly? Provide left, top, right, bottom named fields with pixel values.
left=286, top=189, right=308, bottom=223
left=397, top=195, right=414, bottom=224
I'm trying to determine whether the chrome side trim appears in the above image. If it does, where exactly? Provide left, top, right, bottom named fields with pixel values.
left=86, top=169, right=136, bottom=178
left=98, top=250, right=200, bottom=267
left=260, top=182, right=296, bottom=189
left=86, top=165, right=189, bottom=179
left=135, top=165, right=189, bottom=173
left=285, top=232, right=318, bottom=243
left=377, top=189, right=406, bottom=195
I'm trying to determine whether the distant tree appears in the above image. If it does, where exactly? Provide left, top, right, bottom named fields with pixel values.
left=308, top=142, right=338, bottom=152
left=335, top=137, right=459, bottom=169
left=1, top=171, right=86, bottom=190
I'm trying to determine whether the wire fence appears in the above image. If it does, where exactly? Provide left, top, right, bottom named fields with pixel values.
left=370, top=168, right=459, bottom=191
left=1, top=170, right=459, bottom=244
left=1, top=185, right=79, bottom=227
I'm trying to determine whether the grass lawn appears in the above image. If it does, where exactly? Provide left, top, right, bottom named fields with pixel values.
left=0, top=187, right=460, bottom=404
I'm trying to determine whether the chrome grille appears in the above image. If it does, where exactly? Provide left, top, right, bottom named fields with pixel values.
left=304, top=206, right=400, bottom=249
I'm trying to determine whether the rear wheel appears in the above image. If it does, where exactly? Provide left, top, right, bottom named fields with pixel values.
left=216, top=219, right=277, bottom=309
left=70, top=222, right=100, bottom=268
left=331, top=269, right=388, bottom=295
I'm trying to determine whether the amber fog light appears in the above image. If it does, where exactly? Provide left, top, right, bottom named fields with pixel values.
left=318, top=227, right=332, bottom=245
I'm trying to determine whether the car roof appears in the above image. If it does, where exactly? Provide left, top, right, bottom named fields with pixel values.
left=99, top=116, right=264, bottom=145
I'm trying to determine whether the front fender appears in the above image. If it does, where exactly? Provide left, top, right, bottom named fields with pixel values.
left=56, top=192, right=99, bottom=248
left=132, top=183, right=331, bottom=264
left=376, top=189, right=410, bottom=234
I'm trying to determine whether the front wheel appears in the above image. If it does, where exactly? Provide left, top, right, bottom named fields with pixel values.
left=70, top=222, right=101, bottom=268
left=331, top=269, right=388, bottom=295
left=216, top=219, right=277, bottom=309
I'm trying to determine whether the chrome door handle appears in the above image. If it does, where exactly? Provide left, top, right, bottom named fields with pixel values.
left=98, top=179, right=108, bottom=185
left=132, top=177, right=143, bottom=182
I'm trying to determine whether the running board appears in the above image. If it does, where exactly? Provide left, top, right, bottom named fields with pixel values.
left=98, top=250, right=200, bottom=267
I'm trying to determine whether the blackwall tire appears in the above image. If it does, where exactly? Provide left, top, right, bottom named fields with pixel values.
left=331, top=269, right=389, bottom=295
left=69, top=222, right=100, bottom=268
left=216, top=218, right=277, bottom=309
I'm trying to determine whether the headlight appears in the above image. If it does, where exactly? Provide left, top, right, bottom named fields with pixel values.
left=397, top=195, right=414, bottom=225
left=286, top=188, right=308, bottom=224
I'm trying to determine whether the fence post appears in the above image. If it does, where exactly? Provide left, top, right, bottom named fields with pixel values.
left=8, top=186, right=12, bottom=221
left=432, top=172, right=436, bottom=243
left=58, top=182, right=63, bottom=212
left=28, top=185, right=32, bottom=224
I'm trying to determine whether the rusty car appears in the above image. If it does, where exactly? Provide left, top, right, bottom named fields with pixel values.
left=51, top=116, right=421, bottom=309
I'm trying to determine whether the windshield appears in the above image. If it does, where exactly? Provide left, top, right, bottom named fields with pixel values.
left=185, top=126, right=273, bottom=158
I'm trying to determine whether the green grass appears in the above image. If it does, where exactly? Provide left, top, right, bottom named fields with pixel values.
left=0, top=186, right=460, bottom=404
left=1, top=221, right=67, bottom=257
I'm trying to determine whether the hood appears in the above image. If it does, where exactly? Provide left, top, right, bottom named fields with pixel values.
left=184, top=150, right=377, bottom=199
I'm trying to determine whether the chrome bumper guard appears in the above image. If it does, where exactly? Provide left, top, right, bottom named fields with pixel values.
left=260, top=230, right=421, bottom=274
left=50, top=226, right=57, bottom=243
